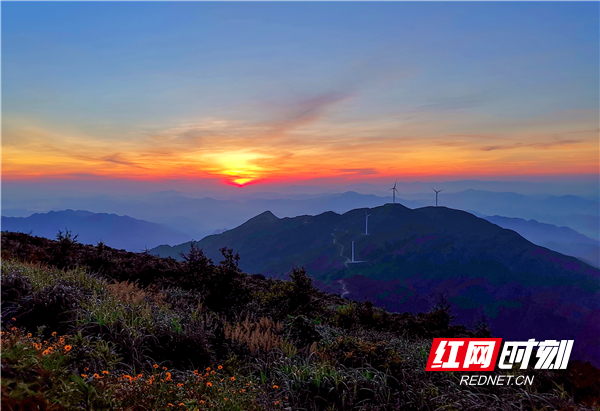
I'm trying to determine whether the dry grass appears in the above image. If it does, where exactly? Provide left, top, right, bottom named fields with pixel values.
left=225, top=317, right=284, bottom=354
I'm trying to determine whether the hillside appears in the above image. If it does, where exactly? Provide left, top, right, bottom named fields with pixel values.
left=2, top=232, right=599, bottom=409
left=1, top=209, right=190, bottom=251
left=152, top=204, right=600, bottom=366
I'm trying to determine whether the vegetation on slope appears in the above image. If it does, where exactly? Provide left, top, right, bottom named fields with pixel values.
left=2, top=231, right=599, bottom=410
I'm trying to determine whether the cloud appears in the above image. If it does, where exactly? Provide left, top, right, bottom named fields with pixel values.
left=265, top=90, right=354, bottom=135
left=337, top=168, right=379, bottom=175
left=480, top=139, right=584, bottom=151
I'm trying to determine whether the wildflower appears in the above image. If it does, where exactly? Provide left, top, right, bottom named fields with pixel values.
left=274, top=401, right=280, bottom=405
left=206, top=382, right=212, bottom=387
left=102, top=370, right=109, bottom=375
left=241, top=389, right=246, bottom=392
left=153, top=364, right=159, bottom=368
left=179, top=403, right=184, bottom=406
left=137, top=374, right=142, bottom=378
left=230, top=377, right=235, bottom=381
left=217, top=365, right=223, bottom=370
left=52, top=332, right=57, bottom=336
left=11, top=327, right=17, bottom=331
left=224, top=398, right=227, bottom=401
left=177, top=383, right=184, bottom=387
left=85, top=367, right=89, bottom=371
left=165, top=372, right=172, bottom=381
left=206, top=367, right=211, bottom=371
left=200, top=401, right=205, bottom=404
left=168, top=404, right=174, bottom=407
left=27, top=333, right=32, bottom=338
left=42, top=349, right=50, bottom=355
left=193, top=370, right=199, bottom=375
left=210, top=370, right=215, bottom=375
left=93, top=373, right=101, bottom=379
left=273, top=385, right=279, bottom=389
left=81, top=374, right=88, bottom=378
left=12, top=317, right=16, bottom=321
left=163, top=366, right=168, bottom=371
left=64, top=345, right=72, bottom=352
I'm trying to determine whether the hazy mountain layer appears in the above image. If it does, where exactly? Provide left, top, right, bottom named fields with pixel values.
left=1, top=210, right=190, bottom=252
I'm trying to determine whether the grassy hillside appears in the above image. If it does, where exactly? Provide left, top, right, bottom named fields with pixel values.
left=2, top=232, right=599, bottom=410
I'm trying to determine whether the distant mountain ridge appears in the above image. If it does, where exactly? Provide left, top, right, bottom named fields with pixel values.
left=1, top=210, right=190, bottom=252
left=483, top=215, right=599, bottom=268
left=151, top=205, right=600, bottom=365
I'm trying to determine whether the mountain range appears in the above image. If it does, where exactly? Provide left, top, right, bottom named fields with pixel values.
left=3, top=189, right=597, bottom=241
left=151, top=205, right=600, bottom=365
left=1, top=210, right=189, bottom=251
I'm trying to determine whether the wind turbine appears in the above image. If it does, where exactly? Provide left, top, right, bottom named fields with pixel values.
left=432, top=188, right=443, bottom=207
left=364, top=210, right=371, bottom=235
left=389, top=180, right=399, bottom=204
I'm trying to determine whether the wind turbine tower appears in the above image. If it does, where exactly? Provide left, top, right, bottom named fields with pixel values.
left=352, top=240, right=355, bottom=262
left=364, top=210, right=371, bottom=235
left=432, top=188, right=443, bottom=207
left=389, top=180, right=400, bottom=204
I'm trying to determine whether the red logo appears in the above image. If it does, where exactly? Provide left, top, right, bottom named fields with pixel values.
left=426, top=338, right=502, bottom=371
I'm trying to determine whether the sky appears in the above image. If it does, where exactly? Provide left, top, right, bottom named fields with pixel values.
left=2, top=2, right=599, bottom=191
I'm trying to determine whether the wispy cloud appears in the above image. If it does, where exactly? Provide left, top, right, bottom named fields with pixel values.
left=481, top=139, right=584, bottom=151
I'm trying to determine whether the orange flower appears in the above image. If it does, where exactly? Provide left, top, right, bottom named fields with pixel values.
left=64, top=345, right=72, bottom=352
left=200, top=401, right=205, bottom=404
left=273, top=385, right=279, bottom=389
left=206, top=382, right=212, bottom=387
left=137, top=374, right=142, bottom=378
left=177, top=383, right=183, bottom=387
left=217, top=365, right=223, bottom=370
left=85, top=367, right=89, bottom=371
left=274, top=401, right=280, bottom=405
left=102, top=370, right=109, bottom=375
left=81, top=374, right=88, bottom=378
left=165, top=372, right=172, bottom=381
left=42, top=349, right=50, bottom=355
left=52, top=332, right=57, bottom=336
left=162, top=366, right=167, bottom=371
left=193, top=370, right=199, bottom=375
left=206, top=367, right=211, bottom=371
left=179, top=403, right=184, bottom=406
left=230, top=377, right=235, bottom=381
left=168, top=404, right=174, bottom=407
left=93, top=373, right=101, bottom=379
left=153, top=364, right=159, bottom=368
left=12, top=317, right=16, bottom=321
left=27, top=333, right=32, bottom=338
left=224, top=398, right=227, bottom=401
